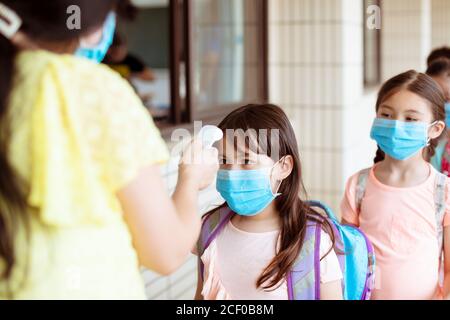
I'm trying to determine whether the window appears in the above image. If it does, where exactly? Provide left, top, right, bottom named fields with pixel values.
left=190, top=0, right=268, bottom=120
left=117, top=1, right=172, bottom=123
left=363, top=0, right=382, bottom=87
left=110, top=0, right=268, bottom=133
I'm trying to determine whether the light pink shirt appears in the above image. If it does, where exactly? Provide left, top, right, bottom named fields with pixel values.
left=200, top=220, right=343, bottom=300
left=341, top=164, right=450, bottom=300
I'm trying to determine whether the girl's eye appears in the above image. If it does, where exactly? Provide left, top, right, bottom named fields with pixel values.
left=381, top=113, right=391, bottom=118
left=405, top=117, right=418, bottom=122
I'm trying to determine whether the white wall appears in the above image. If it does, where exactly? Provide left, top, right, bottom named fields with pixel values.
left=381, top=0, right=432, bottom=80
left=268, top=0, right=376, bottom=213
left=431, top=0, right=450, bottom=48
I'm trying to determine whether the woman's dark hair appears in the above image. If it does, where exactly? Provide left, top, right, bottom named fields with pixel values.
left=0, top=0, right=137, bottom=284
left=208, top=104, right=337, bottom=290
left=373, top=70, right=446, bottom=163
left=427, top=47, right=450, bottom=67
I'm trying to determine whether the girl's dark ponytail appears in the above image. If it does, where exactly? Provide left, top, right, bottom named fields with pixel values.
left=0, top=35, right=16, bottom=119
left=373, top=146, right=385, bottom=164
left=427, top=136, right=439, bottom=161
left=0, top=33, right=27, bottom=281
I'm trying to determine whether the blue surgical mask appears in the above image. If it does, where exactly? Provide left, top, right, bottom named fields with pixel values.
left=445, top=103, right=450, bottom=127
left=75, top=12, right=116, bottom=63
left=216, top=165, right=281, bottom=216
left=370, top=118, right=436, bottom=161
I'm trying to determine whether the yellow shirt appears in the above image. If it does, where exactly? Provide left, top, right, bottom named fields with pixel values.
left=0, top=50, right=169, bottom=299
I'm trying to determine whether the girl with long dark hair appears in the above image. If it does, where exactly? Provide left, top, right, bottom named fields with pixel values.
left=195, top=104, right=343, bottom=300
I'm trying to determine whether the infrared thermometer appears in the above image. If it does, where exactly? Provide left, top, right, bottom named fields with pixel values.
left=198, top=125, right=223, bottom=148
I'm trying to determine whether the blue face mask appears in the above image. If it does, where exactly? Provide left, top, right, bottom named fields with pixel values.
left=445, top=103, right=450, bottom=127
left=370, top=118, right=436, bottom=161
left=216, top=165, right=281, bottom=216
left=75, top=12, right=116, bottom=63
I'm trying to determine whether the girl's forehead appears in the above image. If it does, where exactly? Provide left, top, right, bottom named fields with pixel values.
left=217, top=137, right=260, bottom=156
left=381, top=89, right=433, bottom=114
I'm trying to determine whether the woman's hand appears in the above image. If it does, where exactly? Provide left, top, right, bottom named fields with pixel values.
left=178, top=138, right=219, bottom=191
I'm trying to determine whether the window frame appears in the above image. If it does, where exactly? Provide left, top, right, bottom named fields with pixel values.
left=363, top=0, right=382, bottom=88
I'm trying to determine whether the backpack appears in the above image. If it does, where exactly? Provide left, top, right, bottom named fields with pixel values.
left=441, top=140, right=450, bottom=177
left=355, top=167, right=447, bottom=265
left=197, top=201, right=376, bottom=300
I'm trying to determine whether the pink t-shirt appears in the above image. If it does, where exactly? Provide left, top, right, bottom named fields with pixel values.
left=341, top=164, right=450, bottom=300
left=200, top=220, right=343, bottom=300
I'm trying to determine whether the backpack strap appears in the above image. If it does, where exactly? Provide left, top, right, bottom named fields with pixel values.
left=434, top=171, right=447, bottom=254
left=288, top=220, right=322, bottom=300
left=441, top=140, right=450, bottom=176
left=197, top=206, right=234, bottom=280
left=355, top=168, right=371, bottom=214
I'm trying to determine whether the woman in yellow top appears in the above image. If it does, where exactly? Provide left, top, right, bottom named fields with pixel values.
left=0, top=0, right=218, bottom=299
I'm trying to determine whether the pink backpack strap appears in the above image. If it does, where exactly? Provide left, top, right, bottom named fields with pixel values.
left=287, top=220, right=322, bottom=300
left=434, top=171, right=447, bottom=255
left=355, top=168, right=371, bottom=214
left=197, top=206, right=234, bottom=280
left=441, top=141, right=450, bottom=177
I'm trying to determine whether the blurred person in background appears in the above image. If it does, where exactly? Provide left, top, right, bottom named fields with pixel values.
left=104, top=31, right=156, bottom=82
left=427, top=49, right=450, bottom=175
left=427, top=46, right=450, bottom=68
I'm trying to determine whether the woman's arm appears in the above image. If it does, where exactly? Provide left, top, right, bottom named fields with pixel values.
left=118, top=139, right=218, bottom=275
left=133, top=68, right=155, bottom=81
left=319, top=232, right=344, bottom=300
left=443, top=226, right=450, bottom=299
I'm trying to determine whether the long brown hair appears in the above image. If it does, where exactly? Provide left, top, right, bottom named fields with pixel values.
left=373, top=70, right=446, bottom=163
left=0, top=0, right=136, bottom=283
left=213, top=104, right=336, bottom=290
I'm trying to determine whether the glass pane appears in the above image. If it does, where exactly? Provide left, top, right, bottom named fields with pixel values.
left=192, top=0, right=264, bottom=111
left=103, top=0, right=171, bottom=123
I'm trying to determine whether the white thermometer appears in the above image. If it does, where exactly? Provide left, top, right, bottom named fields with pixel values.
left=198, top=125, right=223, bottom=148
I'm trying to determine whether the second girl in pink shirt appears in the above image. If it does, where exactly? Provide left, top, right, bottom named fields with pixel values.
left=341, top=70, right=450, bottom=300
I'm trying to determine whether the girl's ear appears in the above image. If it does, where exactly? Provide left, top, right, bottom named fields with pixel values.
left=275, top=155, right=294, bottom=180
left=429, top=120, right=446, bottom=140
